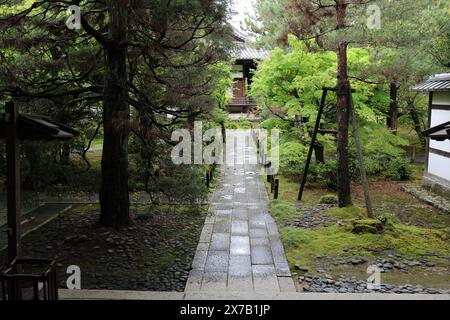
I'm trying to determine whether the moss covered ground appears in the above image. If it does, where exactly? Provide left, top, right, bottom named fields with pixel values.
left=266, top=174, right=450, bottom=289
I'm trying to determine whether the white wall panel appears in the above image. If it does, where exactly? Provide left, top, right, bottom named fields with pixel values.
left=428, top=153, right=450, bottom=182
left=432, top=91, right=450, bottom=105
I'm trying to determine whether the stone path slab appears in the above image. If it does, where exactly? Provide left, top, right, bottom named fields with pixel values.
left=185, top=130, right=294, bottom=293
left=59, top=289, right=450, bottom=300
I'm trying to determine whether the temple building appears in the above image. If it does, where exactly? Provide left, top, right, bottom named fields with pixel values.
left=227, top=30, right=269, bottom=114
left=412, top=73, right=450, bottom=197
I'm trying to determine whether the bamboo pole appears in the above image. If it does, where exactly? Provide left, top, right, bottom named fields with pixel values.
left=298, top=88, right=328, bottom=201
left=348, top=89, right=374, bottom=218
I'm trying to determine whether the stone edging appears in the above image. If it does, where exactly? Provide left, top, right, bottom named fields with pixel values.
left=401, top=184, right=450, bottom=214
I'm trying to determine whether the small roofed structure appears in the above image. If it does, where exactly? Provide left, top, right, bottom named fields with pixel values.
left=228, top=29, right=269, bottom=114
left=0, top=113, right=79, bottom=141
left=412, top=73, right=450, bottom=198
left=1, top=101, right=79, bottom=266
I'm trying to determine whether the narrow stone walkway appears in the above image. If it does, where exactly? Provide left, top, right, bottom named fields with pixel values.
left=185, top=130, right=295, bottom=293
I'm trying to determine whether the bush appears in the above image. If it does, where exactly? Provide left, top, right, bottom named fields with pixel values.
left=364, top=156, right=384, bottom=176
left=224, top=118, right=253, bottom=129
left=310, top=160, right=338, bottom=190
left=320, top=194, right=338, bottom=204
left=384, top=158, right=413, bottom=180
left=277, top=141, right=308, bottom=176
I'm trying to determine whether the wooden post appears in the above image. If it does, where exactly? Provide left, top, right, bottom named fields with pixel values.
left=270, top=176, right=275, bottom=193
left=5, top=101, right=21, bottom=264
left=410, top=146, right=416, bottom=164
left=348, top=90, right=374, bottom=218
left=206, top=171, right=210, bottom=188
left=274, top=179, right=279, bottom=199
left=298, top=88, right=328, bottom=200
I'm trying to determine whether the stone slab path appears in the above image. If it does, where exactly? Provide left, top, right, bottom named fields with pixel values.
left=59, top=289, right=450, bottom=300
left=185, top=130, right=296, bottom=293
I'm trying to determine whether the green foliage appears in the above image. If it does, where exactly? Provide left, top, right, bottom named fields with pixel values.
left=276, top=141, right=308, bottom=176
left=385, top=158, right=413, bottom=181
left=259, top=118, right=291, bottom=131
left=308, top=160, right=339, bottom=190
left=360, top=123, right=409, bottom=158
left=224, top=118, right=253, bottom=129
left=251, top=37, right=387, bottom=123
left=319, top=194, right=338, bottom=205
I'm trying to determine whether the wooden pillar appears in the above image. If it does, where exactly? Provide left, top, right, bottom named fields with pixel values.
left=5, top=101, right=21, bottom=264
left=274, top=179, right=279, bottom=199
left=425, top=92, right=433, bottom=173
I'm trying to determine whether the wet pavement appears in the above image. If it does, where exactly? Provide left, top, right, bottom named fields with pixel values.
left=185, top=130, right=295, bottom=293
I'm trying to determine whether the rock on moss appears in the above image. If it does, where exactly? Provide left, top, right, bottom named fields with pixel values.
left=350, top=218, right=394, bottom=234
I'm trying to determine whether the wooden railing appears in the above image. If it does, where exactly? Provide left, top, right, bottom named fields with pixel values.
left=229, top=97, right=257, bottom=106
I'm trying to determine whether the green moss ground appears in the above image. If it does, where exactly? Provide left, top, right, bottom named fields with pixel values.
left=266, top=174, right=450, bottom=289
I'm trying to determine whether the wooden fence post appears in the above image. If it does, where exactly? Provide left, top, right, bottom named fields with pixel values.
left=274, top=179, right=279, bottom=199
left=5, top=101, right=21, bottom=265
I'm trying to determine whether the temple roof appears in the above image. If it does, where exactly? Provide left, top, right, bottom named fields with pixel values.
left=230, top=42, right=269, bottom=60
left=230, top=28, right=269, bottom=61
left=412, top=73, right=450, bottom=92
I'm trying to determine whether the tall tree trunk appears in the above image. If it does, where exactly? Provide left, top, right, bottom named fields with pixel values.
left=99, top=0, right=131, bottom=227
left=336, top=42, right=352, bottom=207
left=387, top=81, right=398, bottom=133
left=335, top=0, right=352, bottom=207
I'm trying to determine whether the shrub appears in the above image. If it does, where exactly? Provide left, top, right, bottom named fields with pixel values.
left=277, top=141, right=308, bottom=176
left=313, top=160, right=338, bottom=190
left=384, top=158, right=413, bottom=180
left=364, top=156, right=384, bottom=176
left=320, top=194, right=338, bottom=204
left=224, top=118, right=253, bottom=129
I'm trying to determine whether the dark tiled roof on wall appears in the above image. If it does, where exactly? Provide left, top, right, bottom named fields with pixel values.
left=230, top=42, right=269, bottom=60
left=412, top=73, right=450, bottom=92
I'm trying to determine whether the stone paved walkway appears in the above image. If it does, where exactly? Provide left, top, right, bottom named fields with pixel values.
left=185, top=130, right=295, bottom=293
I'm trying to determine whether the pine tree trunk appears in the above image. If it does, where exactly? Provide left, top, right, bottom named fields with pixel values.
left=99, top=0, right=131, bottom=227
left=387, top=81, right=398, bottom=133
left=336, top=41, right=352, bottom=207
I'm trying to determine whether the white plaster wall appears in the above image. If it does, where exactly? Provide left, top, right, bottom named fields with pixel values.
left=428, top=153, right=450, bottom=182
left=432, top=91, right=450, bottom=105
